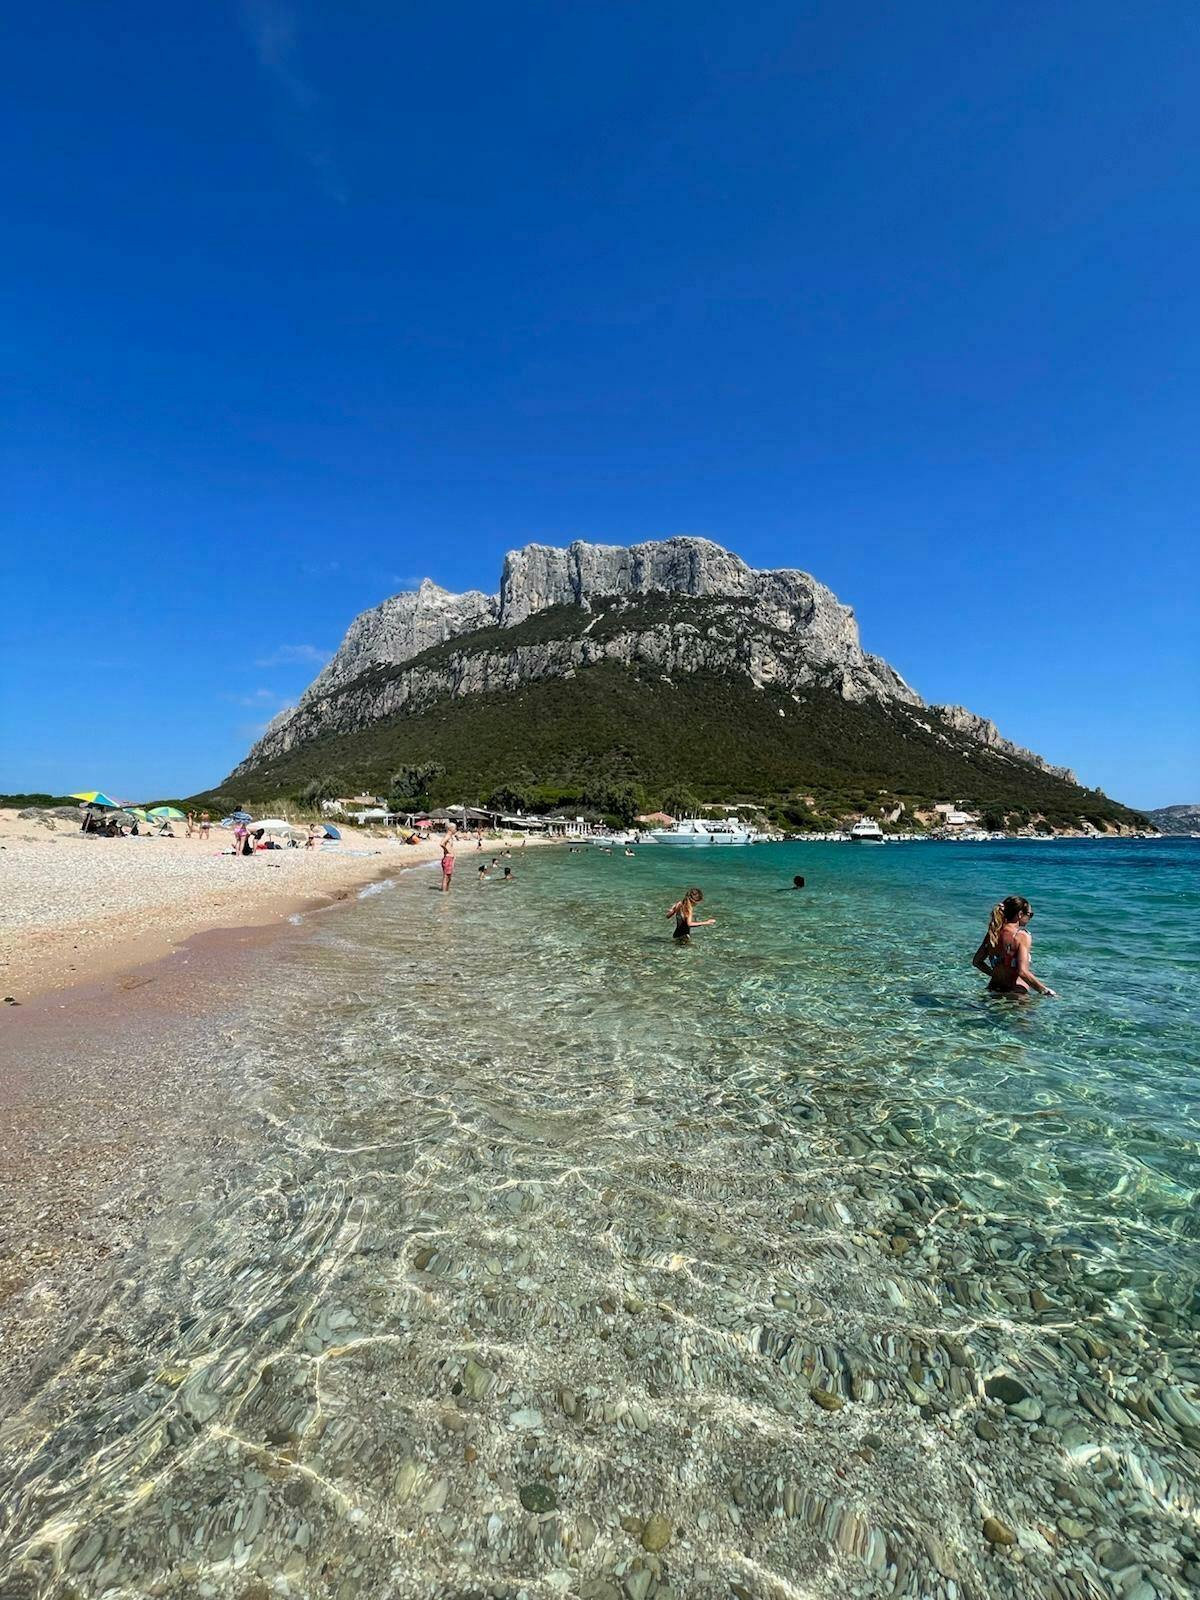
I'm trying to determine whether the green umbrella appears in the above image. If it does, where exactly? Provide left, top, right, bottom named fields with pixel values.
left=147, top=806, right=186, bottom=820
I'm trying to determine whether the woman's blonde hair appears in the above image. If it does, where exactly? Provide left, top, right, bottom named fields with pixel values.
left=686, top=887, right=703, bottom=904
left=985, top=895, right=1032, bottom=948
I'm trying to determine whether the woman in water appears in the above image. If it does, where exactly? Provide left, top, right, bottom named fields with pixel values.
left=667, top=887, right=715, bottom=942
left=972, top=895, right=1057, bottom=996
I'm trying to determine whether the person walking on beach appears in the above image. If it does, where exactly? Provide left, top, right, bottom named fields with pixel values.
left=186, top=810, right=196, bottom=838
left=972, top=895, right=1057, bottom=996
left=440, top=827, right=457, bottom=893
left=199, top=810, right=211, bottom=840
left=667, top=887, right=715, bottom=942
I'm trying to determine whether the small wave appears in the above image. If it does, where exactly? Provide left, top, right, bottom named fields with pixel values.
left=357, top=877, right=395, bottom=900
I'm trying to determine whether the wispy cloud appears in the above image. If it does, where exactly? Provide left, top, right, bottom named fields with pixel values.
left=391, top=573, right=428, bottom=590
left=225, top=687, right=288, bottom=707
left=255, top=644, right=332, bottom=668
left=238, top=0, right=346, bottom=200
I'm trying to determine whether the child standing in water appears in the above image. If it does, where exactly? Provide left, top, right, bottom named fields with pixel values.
left=667, top=887, right=715, bottom=942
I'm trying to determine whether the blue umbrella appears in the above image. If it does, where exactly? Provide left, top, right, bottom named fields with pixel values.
left=322, top=824, right=341, bottom=840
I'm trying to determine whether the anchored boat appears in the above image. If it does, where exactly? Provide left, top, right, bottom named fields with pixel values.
left=849, top=818, right=885, bottom=844
left=647, top=818, right=754, bottom=846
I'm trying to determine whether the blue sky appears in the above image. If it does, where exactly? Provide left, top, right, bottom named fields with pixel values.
left=2, top=1, right=1197, bottom=808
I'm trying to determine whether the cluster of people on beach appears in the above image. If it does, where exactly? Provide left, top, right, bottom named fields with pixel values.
left=225, top=819, right=329, bottom=856
left=81, top=807, right=212, bottom=839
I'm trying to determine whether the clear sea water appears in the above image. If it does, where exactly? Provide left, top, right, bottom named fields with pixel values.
left=2, top=838, right=1198, bottom=1599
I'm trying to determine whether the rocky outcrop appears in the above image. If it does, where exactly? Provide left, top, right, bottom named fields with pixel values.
left=1146, top=803, right=1199, bottom=835
left=300, top=579, right=497, bottom=702
left=499, top=537, right=769, bottom=621
left=933, top=705, right=1078, bottom=784
left=234, top=536, right=1068, bottom=782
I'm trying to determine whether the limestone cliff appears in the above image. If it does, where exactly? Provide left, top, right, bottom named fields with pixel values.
left=935, top=705, right=1078, bottom=786
left=300, top=579, right=497, bottom=702
left=233, top=536, right=1067, bottom=784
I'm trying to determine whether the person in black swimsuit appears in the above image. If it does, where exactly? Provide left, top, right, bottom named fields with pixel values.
left=667, top=887, right=715, bottom=942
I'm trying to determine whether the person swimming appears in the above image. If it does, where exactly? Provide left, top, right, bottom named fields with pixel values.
left=972, top=895, right=1057, bottom=996
left=667, top=887, right=715, bottom=942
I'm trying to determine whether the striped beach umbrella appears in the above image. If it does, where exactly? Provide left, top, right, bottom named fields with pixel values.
left=71, top=791, right=121, bottom=809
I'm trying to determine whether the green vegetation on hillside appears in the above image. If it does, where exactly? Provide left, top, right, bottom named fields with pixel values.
left=203, top=663, right=1142, bottom=831
left=0, top=792, right=79, bottom=809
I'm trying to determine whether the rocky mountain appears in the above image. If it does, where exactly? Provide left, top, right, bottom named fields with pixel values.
left=1145, top=804, right=1200, bottom=835
left=220, top=536, right=1138, bottom=830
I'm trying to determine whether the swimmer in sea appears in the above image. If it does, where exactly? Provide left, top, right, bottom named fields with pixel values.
left=667, top=887, right=715, bottom=942
left=972, top=895, right=1057, bottom=997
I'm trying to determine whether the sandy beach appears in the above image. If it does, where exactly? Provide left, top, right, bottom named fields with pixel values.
left=0, top=809, right=536, bottom=1003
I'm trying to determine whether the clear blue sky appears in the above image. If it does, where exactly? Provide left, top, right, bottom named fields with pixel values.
left=3, top=2, right=1197, bottom=808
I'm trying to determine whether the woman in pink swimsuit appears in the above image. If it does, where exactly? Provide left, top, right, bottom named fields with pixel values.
left=440, top=829, right=457, bottom=893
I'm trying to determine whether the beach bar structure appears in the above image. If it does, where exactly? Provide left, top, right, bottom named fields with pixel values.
left=543, top=814, right=596, bottom=837
left=498, top=813, right=548, bottom=832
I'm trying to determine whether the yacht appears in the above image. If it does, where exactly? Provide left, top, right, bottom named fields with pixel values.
left=647, top=817, right=754, bottom=846
left=849, top=817, right=885, bottom=844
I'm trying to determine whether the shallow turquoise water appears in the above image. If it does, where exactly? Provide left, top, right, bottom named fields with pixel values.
left=536, top=836, right=1200, bottom=1244
left=2, top=838, right=1197, bottom=1599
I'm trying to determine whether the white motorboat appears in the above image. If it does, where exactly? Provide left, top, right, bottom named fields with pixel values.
left=849, top=818, right=885, bottom=843
left=647, top=817, right=754, bottom=846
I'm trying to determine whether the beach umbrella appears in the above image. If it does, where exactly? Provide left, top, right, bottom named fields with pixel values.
left=247, top=817, right=292, bottom=832
left=71, top=790, right=120, bottom=809
left=322, top=823, right=341, bottom=840
left=148, top=805, right=186, bottom=820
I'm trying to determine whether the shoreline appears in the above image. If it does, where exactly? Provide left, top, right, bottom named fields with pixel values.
left=0, top=809, right=551, bottom=1004
left=0, top=833, right=548, bottom=1408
